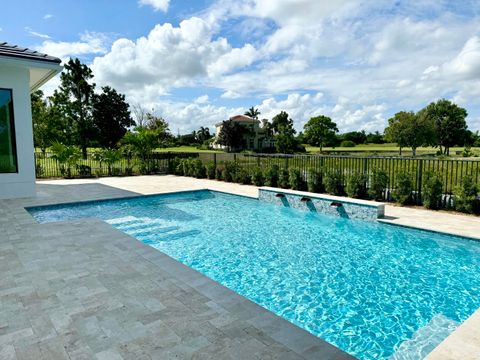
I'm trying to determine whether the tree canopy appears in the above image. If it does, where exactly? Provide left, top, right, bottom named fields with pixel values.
left=384, top=111, right=433, bottom=156
left=422, top=99, right=468, bottom=155
left=217, top=120, right=247, bottom=152
left=303, top=115, right=338, bottom=152
left=271, top=111, right=298, bottom=153
left=92, top=86, right=135, bottom=149
left=245, top=106, right=261, bottom=120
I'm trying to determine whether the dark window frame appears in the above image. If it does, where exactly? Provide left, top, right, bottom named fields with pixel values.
left=0, top=88, right=18, bottom=174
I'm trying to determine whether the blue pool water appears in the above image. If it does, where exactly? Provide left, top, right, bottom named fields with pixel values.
left=28, top=190, right=480, bottom=359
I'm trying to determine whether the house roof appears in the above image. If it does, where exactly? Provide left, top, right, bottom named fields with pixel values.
left=215, top=114, right=260, bottom=127
left=0, top=42, right=61, bottom=64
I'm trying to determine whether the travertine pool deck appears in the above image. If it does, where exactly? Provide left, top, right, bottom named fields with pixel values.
left=0, top=176, right=353, bottom=360
left=1, top=175, right=479, bottom=359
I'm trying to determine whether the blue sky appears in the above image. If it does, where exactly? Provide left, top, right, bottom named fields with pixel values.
left=2, top=0, right=480, bottom=133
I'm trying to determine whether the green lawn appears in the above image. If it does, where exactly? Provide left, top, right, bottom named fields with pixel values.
left=156, top=146, right=222, bottom=153
left=305, top=143, right=480, bottom=158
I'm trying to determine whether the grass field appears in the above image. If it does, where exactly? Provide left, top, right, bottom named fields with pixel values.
left=155, top=144, right=480, bottom=158
left=156, top=146, right=221, bottom=153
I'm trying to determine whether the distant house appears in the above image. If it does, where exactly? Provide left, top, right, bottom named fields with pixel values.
left=212, top=114, right=275, bottom=151
left=0, top=43, right=62, bottom=199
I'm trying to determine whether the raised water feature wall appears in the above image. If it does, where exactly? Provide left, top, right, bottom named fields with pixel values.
left=258, top=187, right=385, bottom=221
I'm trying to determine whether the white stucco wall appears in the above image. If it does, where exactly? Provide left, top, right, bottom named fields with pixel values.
left=0, top=66, right=35, bottom=199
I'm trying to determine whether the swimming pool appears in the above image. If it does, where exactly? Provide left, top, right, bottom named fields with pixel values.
left=27, top=190, right=480, bottom=359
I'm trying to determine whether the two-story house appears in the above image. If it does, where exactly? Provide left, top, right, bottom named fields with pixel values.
left=212, top=114, right=275, bottom=151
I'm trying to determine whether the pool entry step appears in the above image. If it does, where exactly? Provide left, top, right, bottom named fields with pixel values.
left=106, top=216, right=200, bottom=243
left=390, top=315, right=458, bottom=360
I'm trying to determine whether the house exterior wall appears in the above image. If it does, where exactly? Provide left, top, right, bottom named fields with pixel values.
left=0, top=66, right=35, bottom=199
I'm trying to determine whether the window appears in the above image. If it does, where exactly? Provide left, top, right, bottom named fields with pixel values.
left=0, top=89, right=17, bottom=173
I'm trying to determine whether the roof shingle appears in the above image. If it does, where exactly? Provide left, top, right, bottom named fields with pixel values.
left=0, top=42, right=61, bottom=64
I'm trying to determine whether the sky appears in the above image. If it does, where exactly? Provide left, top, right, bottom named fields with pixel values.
left=2, top=0, right=480, bottom=134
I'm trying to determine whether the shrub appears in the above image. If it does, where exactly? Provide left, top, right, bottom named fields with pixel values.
left=346, top=172, right=367, bottom=199
left=251, top=168, right=264, bottom=186
left=307, top=169, right=323, bottom=193
left=215, top=165, right=224, bottom=180
left=368, top=169, right=389, bottom=201
left=422, top=172, right=443, bottom=210
left=264, top=165, right=279, bottom=187
left=324, top=169, right=344, bottom=195
left=206, top=162, right=216, bottom=179
left=193, top=159, right=206, bottom=178
left=234, top=168, right=251, bottom=184
left=222, top=161, right=237, bottom=182
left=393, top=173, right=413, bottom=205
left=278, top=169, right=290, bottom=189
left=76, top=164, right=92, bottom=178
left=340, top=140, right=356, bottom=148
left=288, top=168, right=305, bottom=190
left=175, top=160, right=184, bottom=176
left=169, top=157, right=180, bottom=174
left=454, top=175, right=480, bottom=214
left=181, top=158, right=193, bottom=176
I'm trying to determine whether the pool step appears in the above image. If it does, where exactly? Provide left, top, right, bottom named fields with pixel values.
left=128, top=225, right=180, bottom=236
left=390, top=314, right=459, bottom=360
left=107, top=216, right=200, bottom=243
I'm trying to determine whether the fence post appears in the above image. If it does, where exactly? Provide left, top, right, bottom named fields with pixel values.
left=213, top=153, right=217, bottom=168
left=417, top=159, right=423, bottom=204
left=285, top=155, right=289, bottom=169
left=363, top=157, right=369, bottom=192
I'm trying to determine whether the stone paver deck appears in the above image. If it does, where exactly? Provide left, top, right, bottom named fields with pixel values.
left=1, top=175, right=479, bottom=359
left=0, top=176, right=353, bottom=360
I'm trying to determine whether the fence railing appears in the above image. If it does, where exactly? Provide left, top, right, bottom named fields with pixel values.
left=35, top=151, right=480, bottom=198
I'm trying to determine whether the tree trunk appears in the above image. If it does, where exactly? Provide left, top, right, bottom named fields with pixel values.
left=399, top=146, right=402, bottom=156
left=82, top=144, right=87, bottom=159
left=412, top=147, right=416, bottom=157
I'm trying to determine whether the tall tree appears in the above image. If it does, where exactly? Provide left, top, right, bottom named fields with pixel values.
left=31, top=90, right=68, bottom=152
left=58, top=58, right=96, bottom=158
left=303, top=115, right=338, bottom=153
left=92, top=86, right=135, bottom=149
left=217, top=120, right=246, bottom=152
left=271, top=111, right=297, bottom=154
left=422, top=99, right=468, bottom=155
left=245, top=107, right=261, bottom=120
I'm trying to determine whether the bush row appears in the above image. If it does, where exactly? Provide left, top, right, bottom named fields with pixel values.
left=170, top=158, right=480, bottom=215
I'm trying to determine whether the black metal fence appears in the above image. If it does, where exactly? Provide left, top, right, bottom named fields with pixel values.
left=35, top=151, right=480, bottom=196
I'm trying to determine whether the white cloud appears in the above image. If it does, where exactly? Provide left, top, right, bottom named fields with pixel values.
left=37, top=32, right=110, bottom=60
left=194, top=95, right=209, bottom=104
left=138, top=0, right=170, bottom=12
left=43, top=14, right=53, bottom=19
left=92, top=17, right=259, bottom=102
left=221, top=90, right=242, bottom=99
left=443, top=36, right=480, bottom=79
left=25, top=27, right=52, bottom=39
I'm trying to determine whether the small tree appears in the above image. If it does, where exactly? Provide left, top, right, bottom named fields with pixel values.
left=303, top=115, right=338, bottom=153
left=50, top=142, right=81, bottom=178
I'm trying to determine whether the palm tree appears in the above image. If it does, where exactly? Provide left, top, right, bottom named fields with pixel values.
left=196, top=127, right=211, bottom=142
left=245, top=107, right=261, bottom=120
